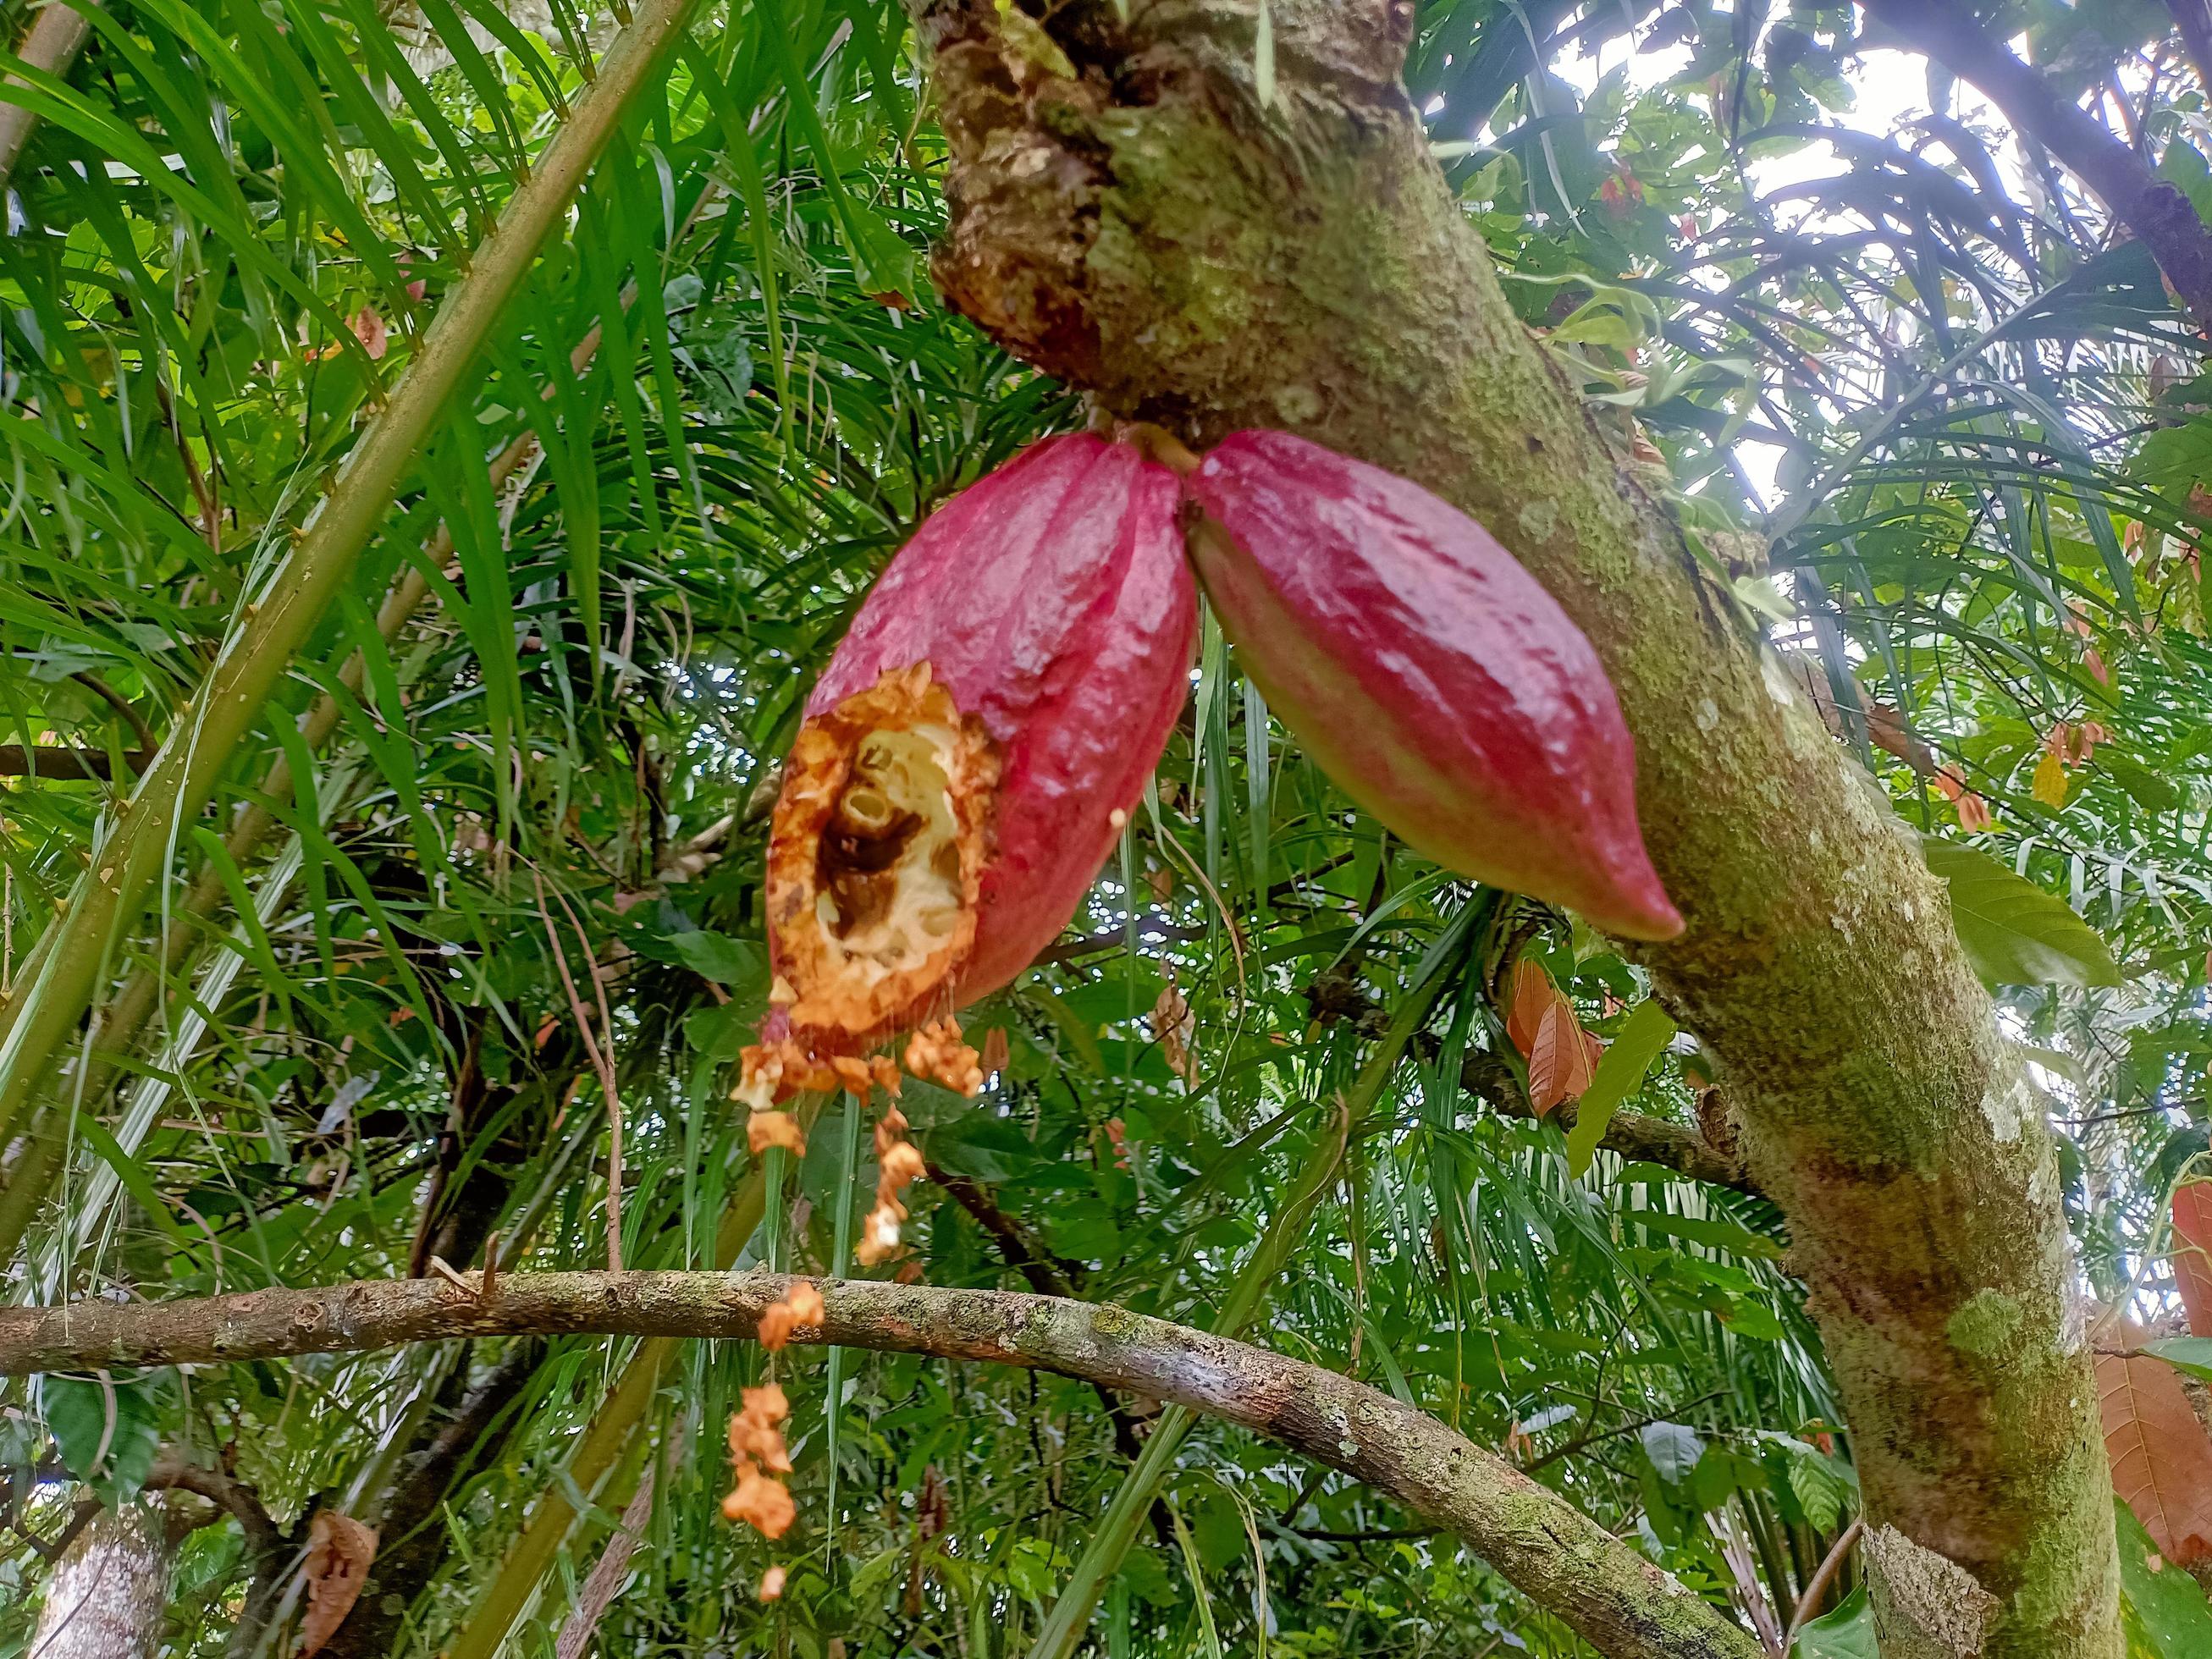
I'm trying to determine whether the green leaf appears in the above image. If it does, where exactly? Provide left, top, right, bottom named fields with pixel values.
left=1639, top=1419, right=1705, bottom=1483
left=2160, top=138, right=2212, bottom=227
left=1167, top=1500, right=1227, bottom=1659
left=38, top=1372, right=162, bottom=1499
left=1921, top=836, right=2122, bottom=988
left=1785, top=1451, right=1850, bottom=1534
left=2116, top=1497, right=2212, bottom=1655
left=1566, top=998, right=1675, bottom=1177
left=684, top=1000, right=758, bottom=1062
left=665, top=930, right=770, bottom=997
left=74, top=1112, right=192, bottom=1248
left=1793, top=1585, right=1875, bottom=1658
left=2104, top=753, right=2185, bottom=813
left=2143, top=1337, right=2212, bottom=1386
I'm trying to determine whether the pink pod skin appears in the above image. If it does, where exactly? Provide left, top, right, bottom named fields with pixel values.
left=1185, top=429, right=1683, bottom=942
left=767, top=433, right=1197, bottom=1044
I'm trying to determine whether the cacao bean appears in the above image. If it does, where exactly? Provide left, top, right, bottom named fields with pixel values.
left=1184, top=429, right=1682, bottom=941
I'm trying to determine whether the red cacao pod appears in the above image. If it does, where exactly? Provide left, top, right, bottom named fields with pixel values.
left=764, top=434, right=1196, bottom=1046
left=1184, top=429, right=1682, bottom=941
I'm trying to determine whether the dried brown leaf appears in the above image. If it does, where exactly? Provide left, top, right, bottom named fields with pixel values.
left=2098, top=1348, right=2212, bottom=1564
left=2174, top=1182, right=2212, bottom=1338
left=297, top=1511, right=378, bottom=1656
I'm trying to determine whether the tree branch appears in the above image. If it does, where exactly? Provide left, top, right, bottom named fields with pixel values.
left=1459, top=1051, right=1757, bottom=1197
left=0, top=745, right=153, bottom=781
left=1859, top=0, right=2212, bottom=322
left=929, top=1159, right=1175, bottom=1541
left=0, top=1270, right=1758, bottom=1659
left=145, top=1448, right=281, bottom=1559
left=2169, top=0, right=2212, bottom=94
left=323, top=1340, right=547, bottom=1658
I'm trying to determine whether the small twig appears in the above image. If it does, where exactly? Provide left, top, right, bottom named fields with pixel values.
left=70, top=673, right=157, bottom=752
left=480, top=1231, right=500, bottom=1302
left=1524, top=1389, right=1731, bottom=1474
left=1287, top=1523, right=1439, bottom=1543
left=428, top=1256, right=477, bottom=1298
left=7, top=1495, right=98, bottom=1562
left=145, top=1447, right=282, bottom=1557
left=1782, top=1518, right=1863, bottom=1650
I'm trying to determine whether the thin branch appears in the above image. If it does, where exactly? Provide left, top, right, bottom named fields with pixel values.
left=1859, top=0, right=2212, bottom=322
left=0, top=1270, right=1760, bottom=1659
left=1288, top=1523, right=1440, bottom=1542
left=1460, top=1051, right=1759, bottom=1197
left=69, top=674, right=157, bottom=752
left=1782, top=1518, right=1863, bottom=1648
left=144, top=1448, right=282, bottom=1559
left=321, top=1339, right=546, bottom=1659
left=1522, top=1389, right=1731, bottom=1475
left=0, top=745, right=152, bottom=781
left=533, top=874, right=623, bottom=1272
left=929, top=1158, right=1173, bottom=1542
left=927, top=1161, right=1087, bottom=1295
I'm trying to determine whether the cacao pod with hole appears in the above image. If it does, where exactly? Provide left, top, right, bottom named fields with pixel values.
left=765, top=433, right=1196, bottom=1045
left=1184, top=429, right=1682, bottom=941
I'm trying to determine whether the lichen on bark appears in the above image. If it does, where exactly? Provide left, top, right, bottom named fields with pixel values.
left=908, top=1, right=2122, bottom=1651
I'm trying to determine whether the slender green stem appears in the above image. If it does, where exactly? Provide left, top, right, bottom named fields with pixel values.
left=0, top=0, right=94, bottom=190
left=443, top=1094, right=821, bottom=1659
left=1025, top=905, right=1482, bottom=1659
left=0, top=0, right=699, bottom=1154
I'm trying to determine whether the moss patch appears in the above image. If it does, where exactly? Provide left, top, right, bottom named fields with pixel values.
left=1948, top=1288, right=2025, bottom=1359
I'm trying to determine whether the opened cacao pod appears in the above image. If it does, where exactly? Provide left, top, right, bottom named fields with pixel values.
left=764, top=434, right=1198, bottom=1046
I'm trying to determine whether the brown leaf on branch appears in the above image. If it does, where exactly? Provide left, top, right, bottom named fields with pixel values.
left=2174, top=1182, right=2212, bottom=1337
left=1526, top=1000, right=1598, bottom=1116
left=1505, top=959, right=1556, bottom=1057
left=2097, top=1339, right=2212, bottom=1565
left=1506, top=959, right=1599, bottom=1115
left=297, top=1510, right=378, bottom=1656
left=1150, top=978, right=1197, bottom=1083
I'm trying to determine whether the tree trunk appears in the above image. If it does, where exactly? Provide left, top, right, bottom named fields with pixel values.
left=30, top=1502, right=171, bottom=1659
left=909, top=1, right=2121, bottom=1651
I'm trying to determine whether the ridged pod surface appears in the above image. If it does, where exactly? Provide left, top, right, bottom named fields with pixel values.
left=764, top=434, right=1196, bottom=1048
left=1186, top=429, right=1681, bottom=941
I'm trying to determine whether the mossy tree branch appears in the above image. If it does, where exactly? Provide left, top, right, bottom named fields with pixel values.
left=907, top=1, right=2117, bottom=1650
left=0, top=1270, right=1760, bottom=1659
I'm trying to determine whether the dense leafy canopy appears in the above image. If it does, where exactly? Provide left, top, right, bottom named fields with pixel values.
left=0, top=0, right=2206, bottom=1654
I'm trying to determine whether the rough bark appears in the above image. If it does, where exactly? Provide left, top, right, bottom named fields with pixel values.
left=907, top=2, right=2116, bottom=1651
left=1859, top=0, right=2212, bottom=326
left=28, top=1500, right=171, bottom=1659
left=0, top=1269, right=1759, bottom=1659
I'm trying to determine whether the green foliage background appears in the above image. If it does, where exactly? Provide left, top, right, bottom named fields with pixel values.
left=0, top=0, right=2205, bottom=1653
